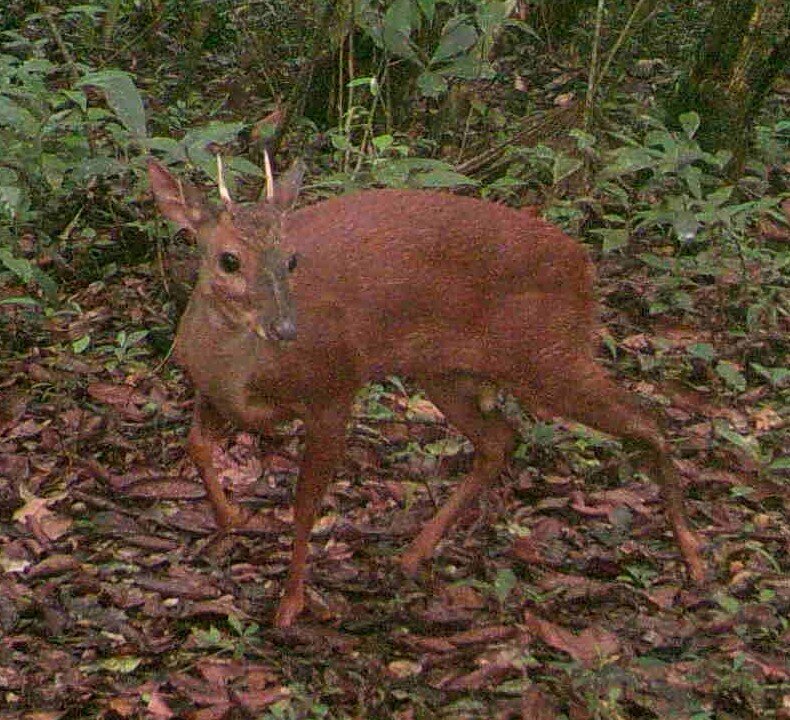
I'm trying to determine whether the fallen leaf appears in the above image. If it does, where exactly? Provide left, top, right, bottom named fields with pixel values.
left=523, top=611, right=620, bottom=667
left=443, top=584, right=485, bottom=610
left=387, top=659, right=422, bottom=678
left=26, top=554, right=80, bottom=579
left=88, top=382, right=151, bottom=422
left=520, top=686, right=560, bottom=720
left=447, top=625, right=517, bottom=646
left=440, top=658, right=515, bottom=691
left=122, top=479, right=206, bottom=500
left=752, top=406, right=784, bottom=432
left=146, top=691, right=175, bottom=719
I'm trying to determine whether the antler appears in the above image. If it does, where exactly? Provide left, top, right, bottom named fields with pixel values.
left=216, top=154, right=233, bottom=206
left=263, top=148, right=275, bottom=202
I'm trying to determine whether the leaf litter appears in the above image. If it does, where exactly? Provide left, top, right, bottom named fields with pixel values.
left=0, top=245, right=787, bottom=719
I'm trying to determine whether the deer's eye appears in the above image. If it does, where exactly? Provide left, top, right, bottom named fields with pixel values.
left=287, top=253, right=298, bottom=272
left=219, top=252, right=240, bottom=273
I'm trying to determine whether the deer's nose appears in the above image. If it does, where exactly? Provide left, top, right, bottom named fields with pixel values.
left=272, top=317, right=297, bottom=341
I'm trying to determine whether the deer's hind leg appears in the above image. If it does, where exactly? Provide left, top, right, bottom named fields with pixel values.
left=401, top=374, right=516, bottom=575
left=513, top=360, right=705, bottom=583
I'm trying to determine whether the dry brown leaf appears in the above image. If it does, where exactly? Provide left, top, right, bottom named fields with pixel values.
left=122, top=479, right=206, bottom=500
left=440, top=659, right=515, bottom=691
left=447, top=625, right=518, bottom=646
left=135, top=571, right=221, bottom=600
left=146, top=691, right=175, bottom=719
left=87, top=382, right=150, bottom=422
left=520, top=686, right=560, bottom=720
left=235, top=686, right=291, bottom=713
left=26, top=554, right=80, bottom=579
left=523, top=611, right=620, bottom=667
left=621, top=333, right=650, bottom=351
left=752, top=406, right=784, bottom=432
left=443, top=583, right=485, bottom=610
left=191, top=704, right=232, bottom=720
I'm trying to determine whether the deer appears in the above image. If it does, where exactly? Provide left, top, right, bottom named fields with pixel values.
left=148, top=158, right=706, bottom=628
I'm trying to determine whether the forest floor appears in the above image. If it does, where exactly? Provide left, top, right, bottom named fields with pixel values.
left=0, top=222, right=788, bottom=720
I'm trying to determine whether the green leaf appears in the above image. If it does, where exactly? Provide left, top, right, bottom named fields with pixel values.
left=0, top=95, right=37, bottom=130
left=72, top=334, right=91, bottom=353
left=713, top=420, right=759, bottom=459
left=347, top=75, right=376, bottom=88
left=714, top=592, right=739, bottom=615
left=0, top=296, right=39, bottom=307
left=645, top=129, right=675, bottom=150
left=0, top=185, right=25, bottom=218
left=711, top=149, right=732, bottom=169
left=601, top=229, right=629, bottom=253
left=551, top=153, right=582, bottom=185
left=141, top=136, right=184, bottom=159
left=61, top=88, right=88, bottom=112
left=225, top=155, right=264, bottom=178
left=99, top=656, right=142, bottom=674
left=750, top=363, right=790, bottom=387
left=431, top=21, right=478, bottom=65
left=679, top=165, right=703, bottom=200
left=329, top=132, right=352, bottom=151
left=71, top=157, right=127, bottom=181
left=705, top=185, right=734, bottom=207
left=679, top=111, right=700, bottom=138
left=227, top=614, right=245, bottom=636
left=182, top=122, right=245, bottom=151
left=78, top=70, right=147, bottom=137
left=637, top=253, right=673, bottom=271
left=438, top=55, right=494, bottom=80
left=414, top=169, right=478, bottom=187
left=715, top=361, right=746, bottom=392
left=476, top=1, right=512, bottom=36
left=372, top=134, right=394, bottom=151
left=416, top=70, right=448, bottom=98
left=672, top=210, right=699, bottom=243
left=601, top=146, right=655, bottom=177
left=687, top=343, right=716, bottom=362
left=569, top=128, right=596, bottom=150
left=64, top=5, right=106, bottom=18
left=384, top=0, right=417, bottom=34
left=493, top=568, right=517, bottom=604
left=0, top=247, right=34, bottom=282
left=382, top=0, right=420, bottom=62
left=415, top=0, right=435, bottom=23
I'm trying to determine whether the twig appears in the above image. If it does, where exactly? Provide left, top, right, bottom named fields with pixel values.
left=40, top=6, right=80, bottom=85
left=269, top=2, right=338, bottom=158
left=584, top=0, right=606, bottom=135
left=598, top=0, right=657, bottom=86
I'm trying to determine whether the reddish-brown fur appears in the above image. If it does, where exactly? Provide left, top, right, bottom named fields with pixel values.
left=149, top=163, right=705, bottom=628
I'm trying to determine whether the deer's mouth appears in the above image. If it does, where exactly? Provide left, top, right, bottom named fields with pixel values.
left=249, top=316, right=297, bottom=343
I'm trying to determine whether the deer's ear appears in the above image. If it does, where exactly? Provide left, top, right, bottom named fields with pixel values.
left=271, top=159, right=305, bottom=210
left=148, top=160, right=214, bottom=232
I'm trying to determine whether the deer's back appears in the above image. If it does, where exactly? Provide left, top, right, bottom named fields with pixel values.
left=276, top=189, right=599, bottom=378
left=284, top=189, right=594, bottom=300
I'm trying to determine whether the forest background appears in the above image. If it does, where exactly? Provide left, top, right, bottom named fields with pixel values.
left=0, top=1, right=788, bottom=718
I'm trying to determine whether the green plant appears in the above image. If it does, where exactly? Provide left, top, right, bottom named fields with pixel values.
left=355, top=0, right=513, bottom=101
left=327, top=78, right=480, bottom=186
left=575, top=112, right=789, bottom=335
left=189, top=615, right=261, bottom=660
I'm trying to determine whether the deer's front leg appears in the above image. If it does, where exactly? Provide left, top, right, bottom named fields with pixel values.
left=187, top=394, right=251, bottom=529
left=274, top=404, right=351, bottom=628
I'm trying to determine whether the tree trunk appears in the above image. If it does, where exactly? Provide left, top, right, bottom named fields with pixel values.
left=668, top=0, right=789, bottom=174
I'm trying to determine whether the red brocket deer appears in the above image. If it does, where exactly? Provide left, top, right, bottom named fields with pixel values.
left=148, top=159, right=705, bottom=628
